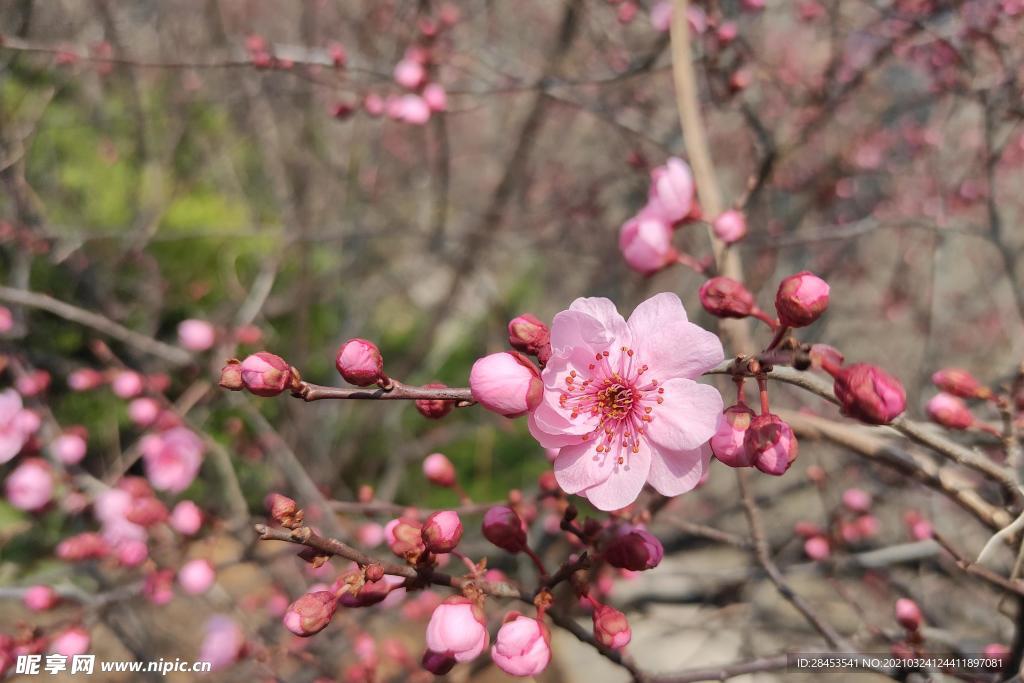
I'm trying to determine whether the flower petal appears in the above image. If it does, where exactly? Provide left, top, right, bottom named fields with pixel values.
left=528, top=404, right=594, bottom=448
left=564, top=297, right=631, bottom=349
left=579, top=445, right=652, bottom=511
left=634, top=319, right=724, bottom=380
left=646, top=378, right=723, bottom=451
left=554, top=441, right=613, bottom=494
left=627, top=292, right=688, bottom=332
left=647, top=443, right=711, bottom=496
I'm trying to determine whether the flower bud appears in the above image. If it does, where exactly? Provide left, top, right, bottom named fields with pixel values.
left=178, top=559, right=216, bottom=595
left=712, top=209, right=747, bottom=244
left=711, top=403, right=757, bottom=467
left=23, top=585, right=58, bottom=611
left=56, top=532, right=109, bottom=561
left=618, top=214, right=676, bottom=275
left=178, top=319, right=216, bottom=352
left=507, top=314, right=552, bottom=364
left=143, top=569, right=175, bottom=605
left=775, top=271, right=830, bottom=327
left=111, top=370, right=143, bottom=398
left=50, top=431, right=87, bottom=465
left=68, top=368, right=104, bottom=391
left=335, top=339, right=386, bottom=387
left=482, top=506, right=527, bottom=553
left=592, top=603, right=631, bottom=649
left=491, top=614, right=551, bottom=677
left=932, top=368, right=990, bottom=399
left=387, top=518, right=426, bottom=558
left=422, top=510, right=463, bottom=553
left=422, top=650, right=457, bottom=675
left=284, top=591, right=338, bottom=637
left=218, top=360, right=244, bottom=391
left=393, top=58, right=426, bottom=89
left=841, top=488, right=872, bottom=513
left=423, top=452, right=456, bottom=487
left=426, top=597, right=489, bottom=662
left=125, top=496, right=168, bottom=527
left=803, top=535, right=831, bottom=560
left=170, top=500, right=203, bottom=536
left=335, top=570, right=392, bottom=608
left=926, top=392, right=974, bottom=430
left=895, top=598, right=922, bottom=631
left=240, top=352, right=293, bottom=396
left=5, top=458, right=53, bottom=511
left=469, top=352, right=542, bottom=417
left=647, top=157, right=695, bottom=223
left=832, top=363, right=906, bottom=425
left=49, top=627, right=90, bottom=657
left=415, top=383, right=455, bottom=419
left=266, top=493, right=303, bottom=528
left=809, top=344, right=844, bottom=372
left=744, top=414, right=798, bottom=476
left=604, top=526, right=664, bottom=571
left=699, top=276, right=755, bottom=318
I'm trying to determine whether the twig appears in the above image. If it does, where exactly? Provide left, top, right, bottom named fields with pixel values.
left=932, top=532, right=1024, bottom=597
left=296, top=379, right=473, bottom=404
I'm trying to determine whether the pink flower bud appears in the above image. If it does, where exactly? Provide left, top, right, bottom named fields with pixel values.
left=423, top=452, right=456, bottom=486
left=926, top=392, right=974, bottom=430
left=422, top=650, right=457, bottom=675
left=711, top=403, right=757, bottom=467
left=618, top=214, right=675, bottom=275
left=803, top=535, right=831, bottom=560
left=284, top=591, right=338, bottom=637
left=336, top=571, right=393, bottom=608
left=125, top=496, right=168, bottom=527
left=396, top=94, right=431, bottom=125
left=717, top=21, right=739, bottom=42
left=416, top=384, right=455, bottom=419
left=387, top=518, right=426, bottom=558
left=841, top=488, right=872, bottom=513
left=604, top=525, right=664, bottom=571
left=48, top=627, right=90, bottom=657
left=177, top=319, right=216, bottom=352
left=23, top=585, right=58, bottom=611
left=895, top=598, right=922, bottom=631
left=469, top=352, right=542, bottom=417
left=712, top=209, right=748, bottom=244
left=68, top=368, right=104, bottom=391
left=128, top=397, right=161, bottom=426
left=423, top=83, right=448, bottom=112
left=170, top=500, right=203, bottom=535
left=931, top=368, right=989, bottom=399
left=240, top=352, right=293, bottom=396
left=699, top=276, right=755, bottom=318
left=482, top=506, right=527, bottom=553
left=17, top=369, right=50, bottom=396
left=422, top=510, right=463, bottom=553
left=5, top=458, right=53, bottom=511
left=647, top=157, right=695, bottom=223
left=111, top=370, right=143, bottom=398
left=393, top=58, right=426, bottom=89
left=266, top=493, right=302, bottom=528
left=744, top=414, right=798, bottom=476
left=115, top=539, right=148, bottom=567
left=491, top=615, right=551, bottom=677
left=832, top=363, right=906, bottom=424
left=335, top=339, right=385, bottom=387
left=141, top=427, right=204, bottom=493
left=855, top=514, right=879, bottom=538
left=425, top=597, right=489, bottom=663
left=50, top=431, right=87, bottom=465
left=56, top=532, right=109, bottom=561
left=143, top=569, right=174, bottom=605
left=775, top=271, right=830, bottom=327
left=592, top=603, right=631, bottom=649
left=507, top=314, right=552, bottom=364
left=178, top=558, right=216, bottom=595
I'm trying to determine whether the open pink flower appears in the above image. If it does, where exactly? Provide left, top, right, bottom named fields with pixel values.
left=141, top=427, right=205, bottom=493
left=0, top=389, right=40, bottom=464
left=529, top=294, right=724, bottom=510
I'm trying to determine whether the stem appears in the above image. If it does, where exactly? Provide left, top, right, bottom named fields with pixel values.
left=523, top=545, right=549, bottom=579
left=757, top=375, right=770, bottom=415
left=765, top=325, right=790, bottom=352
left=297, top=379, right=473, bottom=403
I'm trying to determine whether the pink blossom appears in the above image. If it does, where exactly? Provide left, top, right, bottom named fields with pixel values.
left=141, top=427, right=205, bottom=493
left=335, top=338, right=385, bottom=387
left=16, top=370, right=50, bottom=396
left=0, top=389, right=40, bottom=464
left=170, top=500, right=203, bottom=535
left=394, top=58, right=426, bottom=89
left=177, top=319, right=216, bottom=352
left=50, top=432, right=87, bottom=465
left=115, top=539, right=148, bottom=567
left=111, top=370, right=144, bottom=398
left=200, top=615, right=245, bottom=670
left=5, top=458, right=53, bottom=511
left=127, top=398, right=161, bottom=427
left=23, top=585, right=58, bottom=611
left=423, top=83, right=448, bottom=111
left=469, top=352, right=543, bottom=417
left=841, top=488, right=872, bottom=513
left=711, top=403, right=756, bottom=467
left=803, top=536, right=831, bottom=560
left=357, top=522, right=385, bottom=547
left=143, top=569, right=174, bottom=605
left=926, top=392, right=973, bottom=430
left=67, top=368, right=104, bottom=391
left=618, top=214, right=676, bottom=275
left=425, top=597, right=489, bottom=662
left=48, top=627, right=90, bottom=657
left=530, top=294, right=724, bottom=510
left=712, top=210, right=748, bottom=244
left=491, top=615, right=550, bottom=677
left=646, top=157, right=695, bottom=223
left=363, top=93, right=385, bottom=116
left=178, top=558, right=216, bottom=594
left=396, top=94, right=431, bottom=124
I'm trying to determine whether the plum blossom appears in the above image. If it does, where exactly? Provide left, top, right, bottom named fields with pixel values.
left=0, top=389, right=41, bottom=464
left=529, top=294, right=724, bottom=510
left=141, top=427, right=205, bottom=493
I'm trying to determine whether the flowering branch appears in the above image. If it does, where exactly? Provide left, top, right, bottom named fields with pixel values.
left=295, top=379, right=473, bottom=404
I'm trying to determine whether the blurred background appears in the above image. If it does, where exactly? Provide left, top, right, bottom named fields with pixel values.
left=1, top=0, right=1023, bottom=681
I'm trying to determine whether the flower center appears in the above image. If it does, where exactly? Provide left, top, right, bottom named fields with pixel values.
left=558, top=346, right=664, bottom=468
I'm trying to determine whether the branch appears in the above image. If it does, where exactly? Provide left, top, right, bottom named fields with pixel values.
left=296, top=379, right=473, bottom=404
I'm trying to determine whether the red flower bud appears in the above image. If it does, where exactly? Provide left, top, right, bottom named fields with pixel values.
left=604, top=525, right=664, bottom=571
left=125, top=497, right=169, bottom=527
left=422, top=510, right=463, bottom=553
left=423, top=453, right=456, bottom=487
left=895, top=598, right=922, bottom=631
left=283, top=591, right=338, bottom=637
left=507, top=314, right=552, bottom=364
left=775, top=271, right=830, bottom=327
left=710, top=403, right=757, bottom=467
left=931, top=368, right=990, bottom=399
left=482, top=506, right=527, bottom=553
left=415, top=383, right=456, bottom=419
left=421, top=650, right=457, bottom=675
left=699, top=276, right=755, bottom=318
left=832, top=363, right=906, bottom=425
left=925, top=392, right=974, bottom=430
left=335, top=338, right=385, bottom=387
left=744, top=414, right=798, bottom=476
left=592, top=603, right=631, bottom=649
left=240, top=352, right=293, bottom=396
left=56, top=532, right=109, bottom=562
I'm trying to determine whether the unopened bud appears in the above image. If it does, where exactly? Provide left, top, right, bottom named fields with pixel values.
left=931, top=368, right=989, bottom=399
left=415, top=383, right=455, bottom=419
left=422, top=510, right=463, bottom=554
left=482, top=506, right=527, bottom=553
left=895, top=598, right=922, bottom=631
left=387, top=518, right=425, bottom=558
left=775, top=271, right=830, bottom=327
left=283, top=591, right=338, bottom=637
left=699, top=276, right=755, bottom=318
left=266, top=493, right=303, bottom=528
left=423, top=453, right=456, bottom=487
left=712, top=209, right=747, bottom=244
left=744, top=414, right=798, bottom=476
left=592, top=603, right=631, bottom=649
left=507, top=314, right=552, bottom=364
left=469, top=352, right=543, bottom=417
left=710, top=403, right=756, bottom=467
left=335, top=339, right=386, bottom=387
left=832, top=363, right=906, bottom=425
left=604, top=526, right=663, bottom=571
left=240, top=352, right=293, bottom=396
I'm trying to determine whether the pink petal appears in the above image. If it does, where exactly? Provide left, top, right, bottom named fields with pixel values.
left=646, top=379, right=723, bottom=451
left=579, top=445, right=652, bottom=511
left=549, top=310, right=614, bottom=354
left=528, top=402, right=595, bottom=448
left=647, top=443, right=711, bottom=496
left=554, top=442, right=613, bottom=494
left=627, top=292, right=689, bottom=330
left=567, top=297, right=631, bottom=347
left=634, top=320, right=724, bottom=380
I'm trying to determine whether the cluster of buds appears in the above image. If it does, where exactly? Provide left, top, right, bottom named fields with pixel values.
left=924, top=368, right=1000, bottom=434
left=467, top=313, right=552, bottom=417
left=219, top=353, right=301, bottom=397
left=712, top=399, right=798, bottom=476
left=699, top=270, right=830, bottom=330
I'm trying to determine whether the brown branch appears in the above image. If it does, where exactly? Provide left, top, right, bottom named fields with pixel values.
left=932, top=532, right=1024, bottom=598
left=296, top=379, right=473, bottom=404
